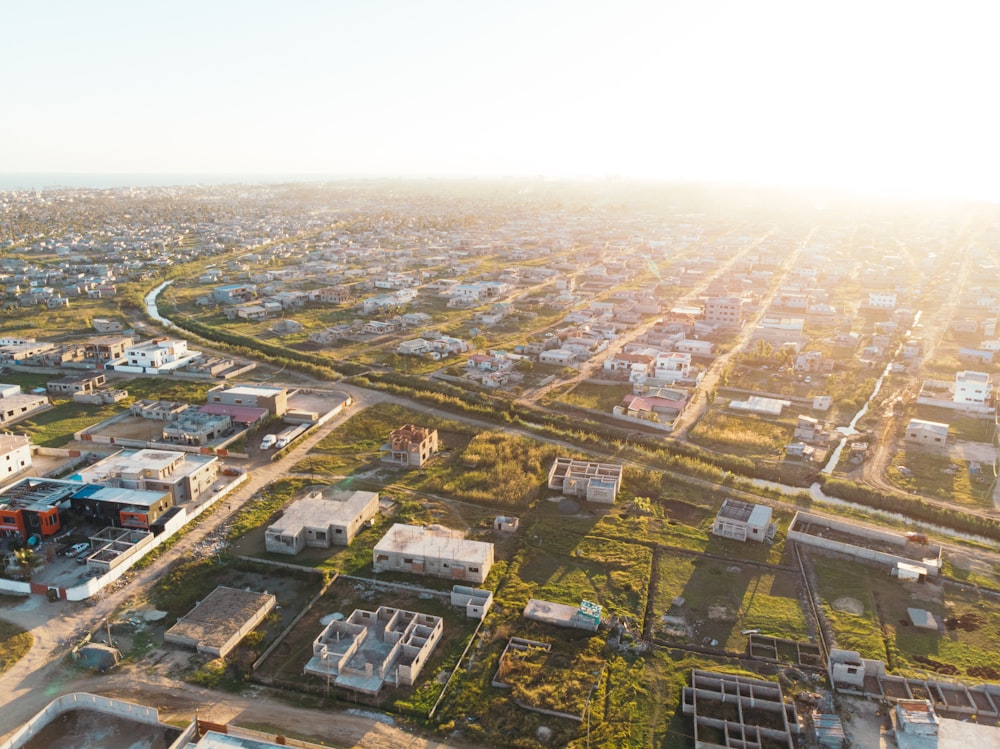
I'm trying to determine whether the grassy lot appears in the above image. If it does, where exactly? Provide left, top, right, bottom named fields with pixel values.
left=812, top=558, right=886, bottom=659
left=651, top=554, right=807, bottom=652
left=14, top=400, right=122, bottom=447
left=913, top=406, right=997, bottom=443
left=811, top=555, right=1000, bottom=678
left=884, top=447, right=993, bottom=507
left=544, top=381, right=633, bottom=412
left=688, top=411, right=791, bottom=459
left=399, top=431, right=561, bottom=509
left=0, top=621, right=32, bottom=675
left=9, top=375, right=215, bottom=448
left=292, top=402, right=476, bottom=476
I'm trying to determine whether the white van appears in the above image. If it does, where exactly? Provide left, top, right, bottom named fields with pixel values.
left=259, top=434, right=277, bottom=450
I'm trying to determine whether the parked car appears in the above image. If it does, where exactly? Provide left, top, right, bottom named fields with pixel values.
left=259, top=434, right=277, bottom=450
left=68, top=542, right=90, bottom=557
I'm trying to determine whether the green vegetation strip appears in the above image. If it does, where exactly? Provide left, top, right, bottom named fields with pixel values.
left=0, top=621, right=32, bottom=675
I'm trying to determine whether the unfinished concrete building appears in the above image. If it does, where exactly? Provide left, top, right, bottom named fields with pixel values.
left=379, top=424, right=439, bottom=467
left=712, top=499, right=776, bottom=543
left=682, top=669, right=798, bottom=749
left=303, top=606, right=443, bottom=694
left=373, top=523, right=494, bottom=584
left=264, top=489, right=379, bottom=555
left=165, top=586, right=277, bottom=658
left=547, top=457, right=623, bottom=504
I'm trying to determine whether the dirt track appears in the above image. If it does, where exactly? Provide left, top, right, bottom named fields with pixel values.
left=0, top=384, right=468, bottom=748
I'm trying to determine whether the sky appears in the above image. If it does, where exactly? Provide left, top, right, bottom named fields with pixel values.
left=3, top=0, right=999, bottom=200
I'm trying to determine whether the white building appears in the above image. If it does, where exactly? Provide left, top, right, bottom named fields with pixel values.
left=712, top=499, right=776, bottom=543
left=866, top=291, right=897, bottom=309
left=954, top=370, right=991, bottom=405
left=905, top=418, right=949, bottom=446
left=116, top=338, right=200, bottom=373
left=0, top=433, right=31, bottom=479
left=373, top=523, right=494, bottom=583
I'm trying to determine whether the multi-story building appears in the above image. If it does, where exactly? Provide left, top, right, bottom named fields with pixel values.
left=73, top=448, right=218, bottom=504
left=954, top=370, right=991, bottom=405
left=704, top=296, right=744, bottom=327
left=380, top=425, right=439, bottom=467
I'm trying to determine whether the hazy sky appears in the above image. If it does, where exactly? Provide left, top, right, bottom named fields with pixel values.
left=4, top=0, right=998, bottom=199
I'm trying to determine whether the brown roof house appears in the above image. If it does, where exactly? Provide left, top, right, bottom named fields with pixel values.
left=380, top=424, right=439, bottom=467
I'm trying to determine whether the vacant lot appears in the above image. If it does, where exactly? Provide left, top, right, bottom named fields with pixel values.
left=652, top=554, right=808, bottom=652
left=885, top=446, right=993, bottom=507
left=811, top=556, right=1000, bottom=679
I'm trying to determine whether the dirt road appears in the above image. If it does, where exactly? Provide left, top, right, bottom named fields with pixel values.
left=0, top=384, right=470, bottom=747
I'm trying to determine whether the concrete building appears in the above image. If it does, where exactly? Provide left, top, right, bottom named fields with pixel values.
left=0, top=384, right=49, bottom=427
left=547, top=457, right=623, bottom=504
left=380, top=424, right=439, bottom=467
left=120, top=338, right=198, bottom=372
left=373, top=523, right=494, bottom=583
left=47, top=372, right=106, bottom=395
left=161, top=410, right=233, bottom=445
left=712, top=499, right=776, bottom=543
left=304, top=606, right=443, bottom=695
left=211, top=283, right=258, bottom=304
left=905, top=418, right=949, bottom=447
left=72, top=448, right=219, bottom=504
left=207, top=384, right=288, bottom=417
left=264, top=489, right=379, bottom=555
left=523, top=598, right=602, bottom=632
left=84, top=335, right=134, bottom=366
left=682, top=670, right=798, bottom=749
left=704, top=296, right=745, bottom=327
left=866, top=291, right=898, bottom=309
left=451, top=585, right=494, bottom=619
left=165, top=586, right=276, bottom=658
left=954, top=370, right=991, bottom=405
left=0, top=433, right=31, bottom=480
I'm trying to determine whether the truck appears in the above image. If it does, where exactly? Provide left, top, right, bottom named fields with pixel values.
left=259, top=434, right=277, bottom=450
left=274, top=424, right=308, bottom=449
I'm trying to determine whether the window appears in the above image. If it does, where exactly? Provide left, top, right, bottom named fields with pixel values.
left=335, top=528, right=343, bottom=534
left=403, top=558, right=413, bottom=564
left=469, top=567, right=479, bottom=573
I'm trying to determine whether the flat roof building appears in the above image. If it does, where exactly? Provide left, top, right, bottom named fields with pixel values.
left=265, top=489, right=379, bottom=555
left=712, top=499, right=777, bottom=543
left=72, top=448, right=219, bottom=504
left=164, top=586, right=276, bottom=658
left=207, top=384, right=287, bottom=417
left=523, top=598, right=602, bottom=632
left=373, top=523, right=494, bottom=584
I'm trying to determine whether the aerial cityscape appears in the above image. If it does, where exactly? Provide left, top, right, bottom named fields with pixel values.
left=0, top=179, right=996, bottom=749
left=2, top=2, right=999, bottom=748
